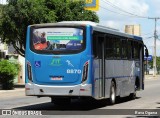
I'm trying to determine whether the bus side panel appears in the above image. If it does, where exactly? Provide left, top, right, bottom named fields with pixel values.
left=25, top=26, right=36, bottom=95
left=86, top=25, right=93, bottom=85
left=127, top=60, right=136, bottom=94
left=140, top=45, right=144, bottom=90
left=86, top=25, right=95, bottom=97
left=25, top=26, right=32, bottom=84
left=105, top=60, right=115, bottom=98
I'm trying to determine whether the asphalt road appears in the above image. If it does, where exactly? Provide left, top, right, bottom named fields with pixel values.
left=0, top=77, right=160, bottom=117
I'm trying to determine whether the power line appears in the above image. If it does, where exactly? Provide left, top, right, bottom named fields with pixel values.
left=101, top=0, right=149, bottom=19
left=98, top=1, right=160, bottom=43
left=144, top=36, right=154, bottom=39
left=105, top=0, right=143, bottom=16
left=98, top=4, right=148, bottom=19
left=141, top=32, right=154, bottom=36
left=143, top=33, right=160, bottom=38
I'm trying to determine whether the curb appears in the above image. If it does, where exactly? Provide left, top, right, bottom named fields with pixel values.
left=145, top=75, right=160, bottom=80
left=0, top=88, right=25, bottom=93
left=0, top=84, right=25, bottom=93
left=14, top=84, right=25, bottom=88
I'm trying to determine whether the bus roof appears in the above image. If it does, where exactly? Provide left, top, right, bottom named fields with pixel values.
left=60, top=21, right=143, bottom=41
left=30, top=21, right=143, bottom=41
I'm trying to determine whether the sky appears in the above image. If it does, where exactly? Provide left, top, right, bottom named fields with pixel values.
left=1, top=0, right=160, bottom=56
left=96, top=0, right=160, bottom=56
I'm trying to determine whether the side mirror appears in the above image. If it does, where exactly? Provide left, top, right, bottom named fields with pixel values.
left=145, top=48, right=149, bottom=57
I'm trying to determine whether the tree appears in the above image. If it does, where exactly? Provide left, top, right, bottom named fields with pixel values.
left=0, top=0, right=99, bottom=57
left=44, top=0, right=99, bottom=22
left=0, top=59, right=20, bottom=89
left=148, top=56, right=160, bottom=70
left=0, top=0, right=56, bottom=56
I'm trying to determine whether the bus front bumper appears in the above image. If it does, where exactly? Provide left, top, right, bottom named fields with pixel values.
left=25, top=83, right=92, bottom=97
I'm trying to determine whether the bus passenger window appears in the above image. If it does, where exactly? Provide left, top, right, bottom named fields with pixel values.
left=128, top=40, right=132, bottom=59
left=97, top=37, right=103, bottom=59
left=106, top=37, right=114, bottom=59
left=131, top=41, right=134, bottom=59
left=114, top=38, right=121, bottom=59
left=92, top=35, right=98, bottom=58
left=122, top=39, right=127, bottom=59
left=134, top=42, right=140, bottom=60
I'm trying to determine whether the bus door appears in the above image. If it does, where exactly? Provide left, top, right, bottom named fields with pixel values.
left=139, top=44, right=147, bottom=90
left=136, top=43, right=145, bottom=91
left=97, top=35, right=106, bottom=98
left=139, top=44, right=144, bottom=90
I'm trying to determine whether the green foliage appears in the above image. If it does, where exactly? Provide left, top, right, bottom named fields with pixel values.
left=0, top=60, right=20, bottom=89
left=0, top=0, right=56, bottom=56
left=0, top=0, right=99, bottom=57
left=148, top=56, right=160, bottom=70
left=45, top=0, right=99, bottom=22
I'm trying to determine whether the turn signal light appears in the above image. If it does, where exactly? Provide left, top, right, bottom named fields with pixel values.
left=82, top=61, right=89, bottom=83
left=27, top=62, right=33, bottom=82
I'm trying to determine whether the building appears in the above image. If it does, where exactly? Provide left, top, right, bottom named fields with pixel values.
left=0, top=41, right=25, bottom=84
left=0, top=40, right=8, bottom=58
left=7, top=44, right=25, bottom=84
left=125, top=25, right=141, bottom=36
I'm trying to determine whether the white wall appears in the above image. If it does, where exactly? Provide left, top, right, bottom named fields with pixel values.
left=18, top=55, right=25, bottom=83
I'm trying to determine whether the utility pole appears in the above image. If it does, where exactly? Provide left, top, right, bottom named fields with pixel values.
left=148, top=17, right=160, bottom=76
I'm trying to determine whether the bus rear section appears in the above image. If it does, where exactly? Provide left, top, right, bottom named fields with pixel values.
left=25, top=24, right=93, bottom=103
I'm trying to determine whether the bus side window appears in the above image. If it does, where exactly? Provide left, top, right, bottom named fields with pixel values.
left=106, top=36, right=114, bottom=59
left=134, top=42, right=140, bottom=60
left=122, top=39, right=127, bottom=59
left=93, top=34, right=98, bottom=58
left=131, top=41, right=134, bottom=59
left=97, top=36, right=103, bottom=59
left=114, top=38, right=121, bottom=59
left=128, top=40, right=132, bottom=59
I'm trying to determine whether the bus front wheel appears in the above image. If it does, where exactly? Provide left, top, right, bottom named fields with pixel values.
left=109, top=81, right=116, bottom=105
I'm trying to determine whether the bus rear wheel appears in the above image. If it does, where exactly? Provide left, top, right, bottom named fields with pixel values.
left=129, top=92, right=136, bottom=100
left=129, top=84, right=137, bottom=100
left=109, top=81, right=116, bottom=105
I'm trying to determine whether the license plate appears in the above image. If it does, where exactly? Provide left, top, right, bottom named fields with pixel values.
left=51, top=76, right=63, bottom=80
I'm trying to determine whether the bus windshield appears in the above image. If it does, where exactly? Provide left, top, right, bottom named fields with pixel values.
left=31, top=27, right=84, bottom=52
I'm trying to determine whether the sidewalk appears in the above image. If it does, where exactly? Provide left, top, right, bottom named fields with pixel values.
left=0, top=75, right=159, bottom=93
left=14, top=83, right=25, bottom=88
left=0, top=88, right=24, bottom=93
left=144, top=74, right=160, bottom=80
left=0, top=83, right=25, bottom=93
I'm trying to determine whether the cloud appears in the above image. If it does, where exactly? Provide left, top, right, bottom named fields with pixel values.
left=95, top=0, right=160, bottom=56
left=142, top=37, right=160, bottom=56
left=99, top=20, right=121, bottom=30
left=97, top=0, right=149, bottom=30
left=147, top=0, right=160, bottom=16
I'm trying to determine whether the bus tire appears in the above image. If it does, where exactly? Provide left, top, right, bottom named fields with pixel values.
left=129, top=92, right=136, bottom=100
left=109, top=81, right=116, bottom=105
left=135, top=77, right=140, bottom=90
left=129, top=82, right=137, bottom=100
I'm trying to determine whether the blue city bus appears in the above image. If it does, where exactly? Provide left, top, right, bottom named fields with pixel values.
left=25, top=21, right=148, bottom=104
